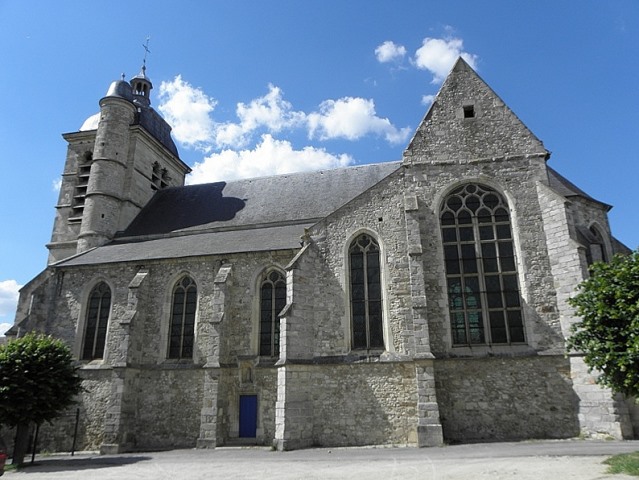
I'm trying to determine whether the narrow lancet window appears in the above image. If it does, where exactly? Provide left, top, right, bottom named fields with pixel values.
left=168, top=276, right=197, bottom=359
left=82, top=282, right=111, bottom=360
left=349, top=234, right=383, bottom=350
left=586, top=226, right=608, bottom=265
left=259, top=270, right=286, bottom=357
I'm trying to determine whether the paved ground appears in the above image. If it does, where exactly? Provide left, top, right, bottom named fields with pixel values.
left=5, top=440, right=639, bottom=480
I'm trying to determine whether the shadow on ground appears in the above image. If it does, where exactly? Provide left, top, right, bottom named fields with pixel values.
left=15, top=455, right=152, bottom=473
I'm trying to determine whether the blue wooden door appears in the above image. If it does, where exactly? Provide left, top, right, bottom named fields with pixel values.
left=239, top=395, right=257, bottom=438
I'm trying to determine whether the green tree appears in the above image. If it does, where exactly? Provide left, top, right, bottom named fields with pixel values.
left=0, top=332, right=82, bottom=464
left=568, top=249, right=639, bottom=397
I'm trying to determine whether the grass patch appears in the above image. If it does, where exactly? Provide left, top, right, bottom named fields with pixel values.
left=3, top=463, right=19, bottom=473
left=604, top=451, right=639, bottom=476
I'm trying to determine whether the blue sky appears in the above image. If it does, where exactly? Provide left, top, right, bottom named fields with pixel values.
left=0, top=1, right=637, bottom=334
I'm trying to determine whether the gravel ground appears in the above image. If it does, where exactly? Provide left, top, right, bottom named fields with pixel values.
left=4, top=439, right=639, bottom=480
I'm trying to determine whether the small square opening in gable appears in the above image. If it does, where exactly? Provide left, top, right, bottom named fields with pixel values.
left=463, top=104, right=475, bottom=118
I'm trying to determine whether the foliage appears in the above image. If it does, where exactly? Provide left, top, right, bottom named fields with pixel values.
left=567, top=250, right=639, bottom=397
left=0, top=332, right=82, bottom=427
left=604, top=451, right=639, bottom=476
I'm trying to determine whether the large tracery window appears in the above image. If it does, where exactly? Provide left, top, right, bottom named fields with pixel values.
left=259, top=270, right=286, bottom=357
left=168, top=276, right=197, bottom=359
left=349, top=233, right=384, bottom=350
left=441, top=184, right=525, bottom=346
left=82, top=282, right=111, bottom=360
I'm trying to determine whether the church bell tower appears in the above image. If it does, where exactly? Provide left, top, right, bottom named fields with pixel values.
left=76, top=78, right=138, bottom=253
left=47, top=55, right=191, bottom=263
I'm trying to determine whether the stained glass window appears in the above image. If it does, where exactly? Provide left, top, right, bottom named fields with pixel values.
left=168, top=276, right=197, bottom=359
left=82, top=282, right=111, bottom=360
left=441, top=185, right=525, bottom=346
left=349, top=234, right=384, bottom=350
left=259, top=270, right=286, bottom=357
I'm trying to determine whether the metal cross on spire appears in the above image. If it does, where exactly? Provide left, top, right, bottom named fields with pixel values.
left=142, top=36, right=151, bottom=68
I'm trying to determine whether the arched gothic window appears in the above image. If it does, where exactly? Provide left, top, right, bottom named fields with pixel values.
left=441, top=184, right=525, bottom=346
left=586, top=225, right=608, bottom=265
left=259, top=270, right=286, bottom=357
left=168, top=276, right=197, bottom=359
left=82, top=282, right=111, bottom=360
left=349, top=234, right=383, bottom=350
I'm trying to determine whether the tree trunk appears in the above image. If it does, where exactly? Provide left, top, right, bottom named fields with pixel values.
left=11, top=423, right=30, bottom=465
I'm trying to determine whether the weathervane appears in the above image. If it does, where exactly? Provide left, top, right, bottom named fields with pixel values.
left=142, top=36, right=151, bottom=69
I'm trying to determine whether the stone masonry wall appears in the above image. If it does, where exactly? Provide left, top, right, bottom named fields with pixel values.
left=537, top=181, right=585, bottom=338
left=310, top=361, right=418, bottom=447
left=435, top=356, right=580, bottom=442
left=308, top=168, right=415, bottom=357
left=569, top=356, right=633, bottom=439
left=76, top=369, right=115, bottom=450
left=11, top=269, right=55, bottom=337
left=115, top=130, right=188, bottom=238
left=133, top=367, right=203, bottom=450
left=32, top=368, right=114, bottom=453
left=49, top=131, right=96, bottom=262
left=272, top=166, right=421, bottom=447
left=405, top=60, right=546, bottom=164
left=275, top=245, right=326, bottom=450
left=220, top=250, right=295, bottom=363
left=405, top=157, right=565, bottom=356
left=125, top=132, right=185, bottom=214
left=22, top=247, right=297, bottom=451
left=274, top=364, right=314, bottom=450
left=537, top=182, right=634, bottom=438
left=217, top=366, right=278, bottom=445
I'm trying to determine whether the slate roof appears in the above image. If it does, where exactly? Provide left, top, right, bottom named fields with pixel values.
left=54, top=159, right=610, bottom=269
left=57, top=224, right=313, bottom=266
left=57, top=161, right=401, bottom=267
left=547, top=166, right=610, bottom=209
left=135, top=107, right=179, bottom=157
left=125, top=161, right=401, bottom=236
left=81, top=107, right=179, bottom=157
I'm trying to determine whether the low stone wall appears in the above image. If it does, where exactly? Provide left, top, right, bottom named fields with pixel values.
left=435, top=355, right=580, bottom=442
left=133, top=367, right=203, bottom=450
left=28, top=368, right=113, bottom=453
left=310, top=361, right=418, bottom=447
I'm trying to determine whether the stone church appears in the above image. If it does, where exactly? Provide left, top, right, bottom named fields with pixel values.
left=8, top=58, right=635, bottom=453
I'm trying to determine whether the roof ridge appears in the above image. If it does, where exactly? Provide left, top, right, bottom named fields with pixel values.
left=184, top=160, right=402, bottom=187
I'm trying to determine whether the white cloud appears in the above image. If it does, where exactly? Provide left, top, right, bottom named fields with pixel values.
left=157, top=75, right=217, bottom=151
left=0, top=280, right=20, bottom=317
left=413, top=37, right=478, bottom=83
left=307, top=97, right=410, bottom=145
left=158, top=77, right=409, bottom=155
left=375, top=41, right=406, bottom=63
left=215, top=84, right=306, bottom=148
left=187, top=134, right=352, bottom=184
left=0, top=280, right=21, bottom=335
left=52, top=177, right=62, bottom=192
left=157, top=77, right=408, bottom=183
left=421, top=94, right=435, bottom=106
